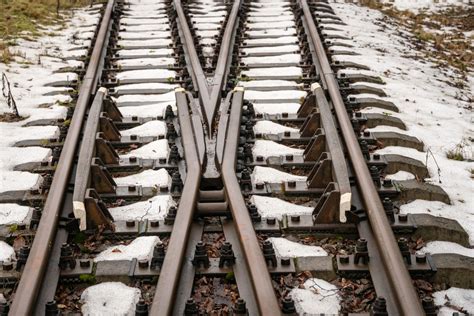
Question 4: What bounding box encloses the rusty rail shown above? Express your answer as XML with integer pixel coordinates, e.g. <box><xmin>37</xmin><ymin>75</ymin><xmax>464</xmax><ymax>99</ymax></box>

<box><xmin>220</xmin><ymin>88</ymin><xmax>281</xmax><ymax>315</ymax></box>
<box><xmin>9</xmin><ymin>1</ymin><xmax>116</xmax><ymax>314</ymax></box>
<box><xmin>298</xmin><ymin>0</ymin><xmax>424</xmax><ymax>314</ymax></box>
<box><xmin>150</xmin><ymin>89</ymin><xmax>202</xmax><ymax>315</ymax></box>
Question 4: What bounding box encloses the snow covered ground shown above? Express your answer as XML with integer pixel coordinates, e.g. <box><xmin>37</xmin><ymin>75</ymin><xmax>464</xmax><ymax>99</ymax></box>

<box><xmin>0</xmin><ymin>6</ymin><xmax>102</xmax><ymax>213</ymax></box>
<box><xmin>328</xmin><ymin>1</ymin><xmax>474</xmax><ymax>245</ymax></box>
<box><xmin>374</xmin><ymin>0</ymin><xmax>472</xmax><ymax>12</ymax></box>
<box><xmin>327</xmin><ymin>1</ymin><xmax>473</xmax><ymax>312</ymax></box>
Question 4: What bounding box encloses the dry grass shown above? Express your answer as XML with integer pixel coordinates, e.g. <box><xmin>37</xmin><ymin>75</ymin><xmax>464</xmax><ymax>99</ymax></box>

<box><xmin>0</xmin><ymin>0</ymin><xmax>94</xmax><ymax>58</ymax></box>
<box><xmin>355</xmin><ymin>1</ymin><xmax>474</xmax><ymax>73</ymax></box>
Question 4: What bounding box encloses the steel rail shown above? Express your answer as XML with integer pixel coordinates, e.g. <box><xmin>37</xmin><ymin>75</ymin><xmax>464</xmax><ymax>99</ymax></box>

<box><xmin>220</xmin><ymin>88</ymin><xmax>281</xmax><ymax>315</ymax></box>
<box><xmin>72</xmin><ymin>88</ymin><xmax>112</xmax><ymax>231</ymax></box>
<box><xmin>173</xmin><ymin>0</ymin><xmax>210</xmax><ymax>126</ymax></box>
<box><xmin>311</xmin><ymin>83</ymin><xmax>351</xmax><ymax>222</ymax></box>
<box><xmin>150</xmin><ymin>89</ymin><xmax>202</xmax><ymax>315</ymax></box>
<box><xmin>9</xmin><ymin>1</ymin><xmax>115</xmax><ymax>314</ymax></box>
<box><xmin>299</xmin><ymin>0</ymin><xmax>424</xmax><ymax>314</ymax></box>
<box><xmin>206</xmin><ymin>0</ymin><xmax>242</xmax><ymax>133</ymax></box>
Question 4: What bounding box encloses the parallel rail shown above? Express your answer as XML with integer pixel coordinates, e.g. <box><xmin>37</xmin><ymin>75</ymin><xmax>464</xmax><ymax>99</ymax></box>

<box><xmin>10</xmin><ymin>1</ymin><xmax>116</xmax><ymax>314</ymax></box>
<box><xmin>9</xmin><ymin>0</ymin><xmax>427</xmax><ymax>314</ymax></box>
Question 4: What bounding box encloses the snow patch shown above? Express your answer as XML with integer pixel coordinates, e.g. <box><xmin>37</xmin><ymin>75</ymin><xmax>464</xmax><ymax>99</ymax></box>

<box><xmin>269</xmin><ymin>237</ymin><xmax>327</xmax><ymax>258</ymax></box>
<box><xmin>0</xmin><ymin>204</ymin><xmax>32</xmax><ymax>225</ymax></box>
<box><xmin>94</xmin><ymin>236</ymin><xmax>160</xmax><ymax>262</ymax></box>
<box><xmin>290</xmin><ymin>278</ymin><xmax>341</xmax><ymax>315</ymax></box>
<box><xmin>251</xmin><ymin>195</ymin><xmax>313</xmax><ymax>220</ymax></box>
<box><xmin>0</xmin><ymin>241</ymin><xmax>16</xmax><ymax>262</ymax></box>
<box><xmin>120</xmin><ymin>120</ymin><xmax>167</xmax><ymax>138</ymax></box>
<box><xmin>120</xmin><ymin>139</ymin><xmax>169</xmax><ymax>160</ymax></box>
<box><xmin>433</xmin><ymin>287</ymin><xmax>474</xmax><ymax>316</ymax></box>
<box><xmin>109</xmin><ymin>195</ymin><xmax>175</xmax><ymax>221</ymax></box>
<box><xmin>252</xmin><ymin>140</ymin><xmax>303</xmax><ymax>159</ymax></box>
<box><xmin>253</xmin><ymin>121</ymin><xmax>299</xmax><ymax>135</ymax></box>
<box><xmin>418</xmin><ymin>241</ymin><xmax>474</xmax><ymax>258</ymax></box>
<box><xmin>252</xmin><ymin>166</ymin><xmax>307</xmax><ymax>183</ymax></box>
<box><xmin>81</xmin><ymin>282</ymin><xmax>140</xmax><ymax>316</ymax></box>
<box><xmin>113</xmin><ymin>169</ymin><xmax>170</xmax><ymax>188</ymax></box>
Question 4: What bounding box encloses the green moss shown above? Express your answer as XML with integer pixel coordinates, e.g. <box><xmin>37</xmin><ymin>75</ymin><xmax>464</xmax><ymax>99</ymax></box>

<box><xmin>9</xmin><ymin>224</ymin><xmax>18</xmax><ymax>233</ymax></box>
<box><xmin>79</xmin><ymin>274</ymin><xmax>96</xmax><ymax>284</ymax></box>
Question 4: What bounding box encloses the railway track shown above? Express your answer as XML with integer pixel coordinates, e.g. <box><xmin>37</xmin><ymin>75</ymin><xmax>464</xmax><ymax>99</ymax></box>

<box><xmin>1</xmin><ymin>0</ymin><xmax>463</xmax><ymax>314</ymax></box>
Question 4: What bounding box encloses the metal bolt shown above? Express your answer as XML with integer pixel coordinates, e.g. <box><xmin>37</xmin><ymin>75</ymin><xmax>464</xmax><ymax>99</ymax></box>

<box><xmin>135</xmin><ymin>299</ymin><xmax>148</xmax><ymax>316</ymax></box>
<box><xmin>266</xmin><ymin>217</ymin><xmax>276</xmax><ymax>225</ymax></box>
<box><xmin>339</xmin><ymin>254</ymin><xmax>349</xmax><ymax>264</ymax></box>
<box><xmin>138</xmin><ymin>259</ymin><xmax>149</xmax><ymax>269</ymax></box>
<box><xmin>281</xmin><ymin>257</ymin><xmax>291</xmax><ymax>266</ymax></box>
<box><xmin>372</xmin><ymin>296</ymin><xmax>388</xmax><ymax>316</ymax></box>
<box><xmin>290</xmin><ymin>215</ymin><xmax>300</xmax><ymax>223</ymax></box>
<box><xmin>398</xmin><ymin>213</ymin><xmax>408</xmax><ymax>222</ymax></box>
<box><xmin>79</xmin><ymin>260</ymin><xmax>90</xmax><ymax>268</ymax></box>
<box><xmin>281</xmin><ymin>297</ymin><xmax>296</xmax><ymax>314</ymax></box>
<box><xmin>2</xmin><ymin>261</ymin><xmax>13</xmax><ymax>271</ymax></box>
<box><xmin>415</xmin><ymin>252</ymin><xmax>427</xmax><ymax>264</ymax></box>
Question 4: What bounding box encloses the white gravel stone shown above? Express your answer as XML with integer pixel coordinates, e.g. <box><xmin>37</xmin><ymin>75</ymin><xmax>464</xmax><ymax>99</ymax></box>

<box><xmin>81</xmin><ymin>282</ymin><xmax>140</xmax><ymax>316</ymax></box>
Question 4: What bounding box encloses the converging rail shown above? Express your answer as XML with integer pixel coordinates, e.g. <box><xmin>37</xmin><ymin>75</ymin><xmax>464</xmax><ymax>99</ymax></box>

<box><xmin>7</xmin><ymin>0</ymin><xmax>439</xmax><ymax>314</ymax></box>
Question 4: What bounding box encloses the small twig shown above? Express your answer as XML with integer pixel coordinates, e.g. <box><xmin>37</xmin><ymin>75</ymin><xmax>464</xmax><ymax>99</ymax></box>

<box><xmin>425</xmin><ymin>147</ymin><xmax>442</xmax><ymax>183</ymax></box>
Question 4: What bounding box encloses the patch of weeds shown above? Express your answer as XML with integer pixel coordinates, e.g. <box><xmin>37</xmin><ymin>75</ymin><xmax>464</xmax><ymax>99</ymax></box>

<box><xmin>0</xmin><ymin>0</ymin><xmax>93</xmax><ymax>52</ymax></box>
<box><xmin>446</xmin><ymin>139</ymin><xmax>471</xmax><ymax>161</ymax></box>
<box><xmin>40</xmin><ymin>139</ymin><xmax>51</xmax><ymax>146</ymax></box>
<box><xmin>0</xmin><ymin>113</ymin><xmax>26</xmax><ymax>122</ymax></box>
<box><xmin>9</xmin><ymin>224</ymin><xmax>18</xmax><ymax>233</ymax></box>
<box><xmin>79</xmin><ymin>274</ymin><xmax>96</xmax><ymax>284</ymax></box>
